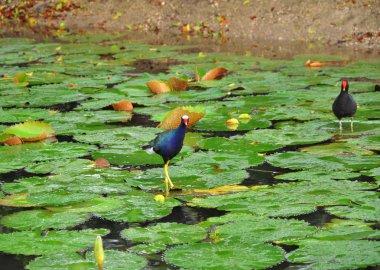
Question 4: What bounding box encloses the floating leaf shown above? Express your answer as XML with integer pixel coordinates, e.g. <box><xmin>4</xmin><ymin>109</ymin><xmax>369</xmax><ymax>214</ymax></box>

<box><xmin>287</xmin><ymin>240</ymin><xmax>380</xmax><ymax>269</ymax></box>
<box><xmin>157</xmin><ymin>106</ymin><xmax>205</xmax><ymax>129</ymax></box>
<box><xmin>0</xmin><ymin>229</ymin><xmax>109</xmax><ymax>255</ymax></box>
<box><xmin>0</xmin><ymin>193</ymin><xmax>36</xmax><ymax>207</ymax></box>
<box><xmin>164</xmin><ymin>242</ymin><xmax>285</xmax><ymax>270</ymax></box>
<box><xmin>1</xmin><ymin>210</ymin><xmax>90</xmax><ymax>230</ymax></box>
<box><xmin>121</xmin><ymin>223</ymin><xmax>207</xmax><ymax>245</ymax></box>
<box><xmin>112</xmin><ymin>99</ymin><xmax>134</xmax><ymax>111</ymax></box>
<box><xmin>146</xmin><ymin>80</ymin><xmax>171</xmax><ymax>94</ymax></box>
<box><xmin>97</xmin><ymin>191</ymin><xmax>181</xmax><ymax>222</ymax></box>
<box><xmin>27</xmin><ymin>250</ymin><xmax>147</xmax><ymax>270</ymax></box>
<box><xmin>167</xmin><ymin>77</ymin><xmax>188</xmax><ymax>90</ymax></box>
<box><xmin>4</xmin><ymin>121</ymin><xmax>54</xmax><ymax>141</ymax></box>
<box><xmin>0</xmin><ymin>134</ymin><xmax>22</xmax><ymax>145</ymax></box>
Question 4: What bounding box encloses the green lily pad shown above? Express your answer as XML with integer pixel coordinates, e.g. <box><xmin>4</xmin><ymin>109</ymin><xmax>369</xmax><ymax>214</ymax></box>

<box><xmin>164</xmin><ymin>241</ymin><xmax>285</xmax><ymax>270</ymax></box>
<box><xmin>326</xmin><ymin>197</ymin><xmax>380</xmax><ymax>221</ymax></box>
<box><xmin>266</xmin><ymin>151</ymin><xmax>347</xmax><ymax>172</ymax></box>
<box><xmin>3</xmin><ymin>121</ymin><xmax>54</xmax><ymax>140</ymax></box>
<box><xmin>135</xmin><ymin>150</ymin><xmax>263</xmax><ymax>191</ymax></box>
<box><xmin>121</xmin><ymin>222</ymin><xmax>207</xmax><ymax>245</ymax></box>
<box><xmin>128</xmin><ymin>242</ymin><xmax>167</xmax><ymax>255</ymax></box>
<box><xmin>0</xmin><ymin>142</ymin><xmax>97</xmax><ymax>173</ymax></box>
<box><xmin>27</xmin><ymin>191</ymin><xmax>99</xmax><ymax>207</ymax></box>
<box><xmin>309</xmin><ymin>219</ymin><xmax>380</xmax><ymax>241</ymax></box>
<box><xmin>217</xmin><ymin>217</ymin><xmax>316</xmax><ymax>243</ymax></box>
<box><xmin>0</xmin><ymin>108</ymin><xmax>53</xmax><ymax>123</ymax></box>
<box><xmin>97</xmin><ymin>191</ymin><xmax>181</xmax><ymax>222</ymax></box>
<box><xmin>287</xmin><ymin>240</ymin><xmax>380</xmax><ymax>269</ymax></box>
<box><xmin>47</xmin><ymin>197</ymin><xmax>125</xmax><ymax>213</ymax></box>
<box><xmin>191</xmin><ymin>180</ymin><xmax>376</xmax><ymax>217</ymax></box>
<box><xmin>301</xmin><ymin>142</ymin><xmax>375</xmax><ymax>156</ymax></box>
<box><xmin>1</xmin><ymin>210</ymin><xmax>90</xmax><ymax>230</ymax></box>
<box><xmin>234</xmin><ymin>121</ymin><xmax>332</xmax><ymax>147</ymax></box>
<box><xmin>27</xmin><ymin>250</ymin><xmax>147</xmax><ymax>270</ymax></box>
<box><xmin>0</xmin><ymin>229</ymin><xmax>109</xmax><ymax>255</ymax></box>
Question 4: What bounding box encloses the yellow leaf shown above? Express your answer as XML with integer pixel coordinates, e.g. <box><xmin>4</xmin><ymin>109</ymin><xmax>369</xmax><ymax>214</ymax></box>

<box><xmin>158</xmin><ymin>106</ymin><xmax>205</xmax><ymax>130</ymax></box>
<box><xmin>181</xmin><ymin>185</ymin><xmax>248</xmax><ymax>195</ymax></box>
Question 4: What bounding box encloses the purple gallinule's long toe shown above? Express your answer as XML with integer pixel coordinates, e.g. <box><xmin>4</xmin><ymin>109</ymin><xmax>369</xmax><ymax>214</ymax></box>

<box><xmin>332</xmin><ymin>80</ymin><xmax>357</xmax><ymax>131</ymax></box>
<box><xmin>144</xmin><ymin>115</ymin><xmax>189</xmax><ymax>196</ymax></box>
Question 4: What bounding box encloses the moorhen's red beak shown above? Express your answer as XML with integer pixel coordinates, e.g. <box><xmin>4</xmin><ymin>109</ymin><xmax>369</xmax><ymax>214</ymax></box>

<box><xmin>183</xmin><ymin>118</ymin><xmax>189</xmax><ymax>125</ymax></box>
<box><xmin>342</xmin><ymin>80</ymin><xmax>348</xmax><ymax>91</ymax></box>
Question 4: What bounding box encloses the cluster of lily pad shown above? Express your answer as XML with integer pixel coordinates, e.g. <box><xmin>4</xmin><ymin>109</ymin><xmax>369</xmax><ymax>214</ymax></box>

<box><xmin>0</xmin><ymin>34</ymin><xmax>379</xmax><ymax>269</ymax></box>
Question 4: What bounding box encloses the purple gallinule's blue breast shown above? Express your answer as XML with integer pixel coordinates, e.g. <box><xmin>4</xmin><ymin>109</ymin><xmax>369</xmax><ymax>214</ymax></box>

<box><xmin>144</xmin><ymin>115</ymin><xmax>189</xmax><ymax>195</ymax></box>
<box><xmin>332</xmin><ymin>80</ymin><xmax>357</xmax><ymax>130</ymax></box>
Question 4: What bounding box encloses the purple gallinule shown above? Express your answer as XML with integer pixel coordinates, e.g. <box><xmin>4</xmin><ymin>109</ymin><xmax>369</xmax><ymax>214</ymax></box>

<box><xmin>332</xmin><ymin>80</ymin><xmax>357</xmax><ymax>130</ymax></box>
<box><xmin>145</xmin><ymin>115</ymin><xmax>189</xmax><ymax>196</ymax></box>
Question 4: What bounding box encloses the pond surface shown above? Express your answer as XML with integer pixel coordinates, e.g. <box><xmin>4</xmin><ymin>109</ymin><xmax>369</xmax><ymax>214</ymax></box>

<box><xmin>0</xmin><ymin>34</ymin><xmax>379</xmax><ymax>270</ymax></box>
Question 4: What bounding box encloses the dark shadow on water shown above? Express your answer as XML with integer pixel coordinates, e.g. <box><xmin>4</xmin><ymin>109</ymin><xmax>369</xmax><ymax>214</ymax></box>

<box><xmin>290</xmin><ymin>207</ymin><xmax>337</xmax><ymax>227</ymax></box>
<box><xmin>0</xmin><ymin>253</ymin><xmax>35</xmax><ymax>270</ymax></box>
<box><xmin>45</xmin><ymin>100</ymin><xmax>84</xmax><ymax>112</ymax></box>
<box><xmin>156</xmin><ymin>205</ymin><xmax>227</xmax><ymax>225</ymax></box>
<box><xmin>241</xmin><ymin>162</ymin><xmax>293</xmax><ymax>187</ymax></box>
<box><xmin>0</xmin><ymin>169</ymin><xmax>49</xmax><ymax>183</ymax></box>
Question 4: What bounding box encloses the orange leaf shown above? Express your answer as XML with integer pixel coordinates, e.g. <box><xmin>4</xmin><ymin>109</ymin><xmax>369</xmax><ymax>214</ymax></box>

<box><xmin>201</xmin><ymin>67</ymin><xmax>228</xmax><ymax>81</ymax></box>
<box><xmin>167</xmin><ymin>77</ymin><xmax>188</xmax><ymax>91</ymax></box>
<box><xmin>112</xmin><ymin>100</ymin><xmax>134</xmax><ymax>112</ymax></box>
<box><xmin>146</xmin><ymin>80</ymin><xmax>171</xmax><ymax>94</ymax></box>
<box><xmin>94</xmin><ymin>158</ymin><xmax>110</xmax><ymax>168</ymax></box>
<box><xmin>3</xmin><ymin>136</ymin><xmax>22</xmax><ymax>145</ymax></box>
<box><xmin>305</xmin><ymin>59</ymin><xmax>348</xmax><ymax>67</ymax></box>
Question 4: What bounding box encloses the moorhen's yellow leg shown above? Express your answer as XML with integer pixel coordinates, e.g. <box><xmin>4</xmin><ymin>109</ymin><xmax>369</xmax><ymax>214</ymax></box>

<box><xmin>339</xmin><ymin>120</ymin><xmax>342</xmax><ymax>131</ymax></box>
<box><xmin>164</xmin><ymin>161</ymin><xmax>174</xmax><ymax>196</ymax></box>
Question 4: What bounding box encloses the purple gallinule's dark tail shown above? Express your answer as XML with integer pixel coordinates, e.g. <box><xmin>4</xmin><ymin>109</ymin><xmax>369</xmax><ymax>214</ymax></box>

<box><xmin>332</xmin><ymin>80</ymin><xmax>357</xmax><ymax>131</ymax></box>
<box><xmin>144</xmin><ymin>115</ymin><xmax>189</xmax><ymax>196</ymax></box>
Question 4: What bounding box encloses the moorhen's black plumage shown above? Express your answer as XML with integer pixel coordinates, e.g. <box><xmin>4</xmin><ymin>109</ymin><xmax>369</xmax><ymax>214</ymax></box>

<box><xmin>332</xmin><ymin>80</ymin><xmax>357</xmax><ymax>130</ymax></box>
<box><xmin>144</xmin><ymin>115</ymin><xmax>189</xmax><ymax>195</ymax></box>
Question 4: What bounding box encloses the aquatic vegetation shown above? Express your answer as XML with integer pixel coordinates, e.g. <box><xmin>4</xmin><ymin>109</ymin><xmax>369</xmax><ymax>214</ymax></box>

<box><xmin>0</xmin><ymin>34</ymin><xmax>379</xmax><ymax>269</ymax></box>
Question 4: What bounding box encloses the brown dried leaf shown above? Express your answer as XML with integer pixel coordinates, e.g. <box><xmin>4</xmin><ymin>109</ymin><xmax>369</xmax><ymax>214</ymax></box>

<box><xmin>202</xmin><ymin>67</ymin><xmax>228</xmax><ymax>81</ymax></box>
<box><xmin>112</xmin><ymin>100</ymin><xmax>134</xmax><ymax>112</ymax></box>
<box><xmin>167</xmin><ymin>77</ymin><xmax>188</xmax><ymax>91</ymax></box>
<box><xmin>94</xmin><ymin>158</ymin><xmax>110</xmax><ymax>168</ymax></box>
<box><xmin>146</xmin><ymin>80</ymin><xmax>171</xmax><ymax>94</ymax></box>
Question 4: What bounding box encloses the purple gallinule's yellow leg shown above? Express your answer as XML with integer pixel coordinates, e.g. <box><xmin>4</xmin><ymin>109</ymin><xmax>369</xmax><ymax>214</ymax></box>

<box><xmin>144</xmin><ymin>115</ymin><xmax>189</xmax><ymax>196</ymax></box>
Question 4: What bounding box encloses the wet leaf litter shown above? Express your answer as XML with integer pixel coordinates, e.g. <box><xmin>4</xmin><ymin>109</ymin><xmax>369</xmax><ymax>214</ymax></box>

<box><xmin>0</xmin><ymin>34</ymin><xmax>379</xmax><ymax>270</ymax></box>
